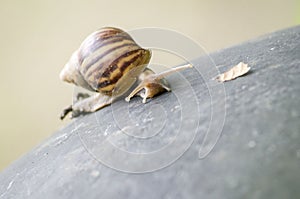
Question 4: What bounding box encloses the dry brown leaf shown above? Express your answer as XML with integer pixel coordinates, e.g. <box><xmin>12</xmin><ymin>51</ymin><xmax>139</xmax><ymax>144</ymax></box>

<box><xmin>215</xmin><ymin>62</ymin><xmax>250</xmax><ymax>82</ymax></box>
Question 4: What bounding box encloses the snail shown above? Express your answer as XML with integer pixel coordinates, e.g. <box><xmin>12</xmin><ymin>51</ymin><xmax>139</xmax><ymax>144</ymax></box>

<box><xmin>60</xmin><ymin>27</ymin><xmax>192</xmax><ymax>120</ymax></box>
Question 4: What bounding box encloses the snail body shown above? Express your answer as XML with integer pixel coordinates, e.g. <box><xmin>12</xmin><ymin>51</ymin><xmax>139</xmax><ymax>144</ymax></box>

<box><xmin>60</xmin><ymin>27</ymin><xmax>191</xmax><ymax>119</ymax></box>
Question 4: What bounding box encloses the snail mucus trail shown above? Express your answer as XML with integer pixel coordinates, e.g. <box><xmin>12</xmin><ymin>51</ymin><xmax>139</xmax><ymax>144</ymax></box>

<box><xmin>59</xmin><ymin>27</ymin><xmax>192</xmax><ymax>120</ymax></box>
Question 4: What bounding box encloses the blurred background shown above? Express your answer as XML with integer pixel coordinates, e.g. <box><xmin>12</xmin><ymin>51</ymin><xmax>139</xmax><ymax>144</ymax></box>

<box><xmin>0</xmin><ymin>0</ymin><xmax>298</xmax><ymax>171</ymax></box>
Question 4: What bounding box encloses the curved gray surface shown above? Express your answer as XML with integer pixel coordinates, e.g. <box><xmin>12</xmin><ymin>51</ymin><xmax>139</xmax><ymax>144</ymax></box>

<box><xmin>1</xmin><ymin>26</ymin><xmax>300</xmax><ymax>199</ymax></box>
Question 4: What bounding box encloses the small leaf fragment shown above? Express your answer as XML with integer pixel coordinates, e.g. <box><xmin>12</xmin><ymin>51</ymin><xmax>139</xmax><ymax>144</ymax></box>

<box><xmin>215</xmin><ymin>62</ymin><xmax>251</xmax><ymax>82</ymax></box>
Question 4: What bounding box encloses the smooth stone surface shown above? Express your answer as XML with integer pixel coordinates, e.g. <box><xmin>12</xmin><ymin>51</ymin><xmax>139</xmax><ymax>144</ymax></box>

<box><xmin>1</xmin><ymin>26</ymin><xmax>300</xmax><ymax>199</ymax></box>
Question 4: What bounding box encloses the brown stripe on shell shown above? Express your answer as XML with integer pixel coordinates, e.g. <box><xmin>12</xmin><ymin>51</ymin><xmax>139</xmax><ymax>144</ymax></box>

<box><xmin>100</xmin><ymin>65</ymin><xmax>119</xmax><ymax>78</ymax></box>
<box><xmin>95</xmin><ymin>49</ymin><xmax>144</xmax><ymax>85</ymax></box>
<box><xmin>119</xmin><ymin>50</ymin><xmax>147</xmax><ymax>72</ymax></box>
<box><xmin>99</xmin><ymin>84</ymin><xmax>115</xmax><ymax>94</ymax></box>
<box><xmin>83</xmin><ymin>46</ymin><xmax>142</xmax><ymax>85</ymax></box>
<box><xmin>78</xmin><ymin>30</ymin><xmax>133</xmax><ymax>65</ymax></box>
<box><xmin>82</xmin><ymin>41</ymin><xmax>137</xmax><ymax>75</ymax></box>
<box><xmin>78</xmin><ymin>28</ymin><xmax>123</xmax><ymax>64</ymax></box>
<box><xmin>96</xmin><ymin>72</ymin><xmax>123</xmax><ymax>92</ymax></box>
<box><xmin>95</xmin><ymin>49</ymin><xmax>150</xmax><ymax>94</ymax></box>
<box><xmin>93</xmin><ymin>49</ymin><xmax>143</xmax><ymax>80</ymax></box>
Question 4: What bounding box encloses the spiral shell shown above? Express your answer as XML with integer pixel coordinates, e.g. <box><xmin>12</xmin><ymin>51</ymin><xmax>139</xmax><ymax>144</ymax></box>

<box><xmin>60</xmin><ymin>27</ymin><xmax>151</xmax><ymax>95</ymax></box>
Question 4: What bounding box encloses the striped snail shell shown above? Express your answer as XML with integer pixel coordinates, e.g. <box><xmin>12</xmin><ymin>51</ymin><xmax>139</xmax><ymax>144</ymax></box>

<box><xmin>60</xmin><ymin>27</ymin><xmax>151</xmax><ymax>96</ymax></box>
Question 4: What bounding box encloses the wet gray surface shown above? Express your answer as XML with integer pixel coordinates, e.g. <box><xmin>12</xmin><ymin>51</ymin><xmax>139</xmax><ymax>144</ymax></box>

<box><xmin>1</xmin><ymin>26</ymin><xmax>300</xmax><ymax>199</ymax></box>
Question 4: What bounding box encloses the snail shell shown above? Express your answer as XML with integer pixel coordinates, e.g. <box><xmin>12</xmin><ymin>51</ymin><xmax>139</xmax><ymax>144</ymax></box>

<box><xmin>60</xmin><ymin>27</ymin><xmax>151</xmax><ymax>95</ymax></box>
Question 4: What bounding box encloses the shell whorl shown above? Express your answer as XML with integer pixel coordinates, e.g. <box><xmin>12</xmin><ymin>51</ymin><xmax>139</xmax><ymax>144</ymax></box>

<box><xmin>75</xmin><ymin>27</ymin><xmax>151</xmax><ymax>95</ymax></box>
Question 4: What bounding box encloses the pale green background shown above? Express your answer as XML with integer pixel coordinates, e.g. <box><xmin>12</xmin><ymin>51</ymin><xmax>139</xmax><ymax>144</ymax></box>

<box><xmin>0</xmin><ymin>0</ymin><xmax>298</xmax><ymax>171</ymax></box>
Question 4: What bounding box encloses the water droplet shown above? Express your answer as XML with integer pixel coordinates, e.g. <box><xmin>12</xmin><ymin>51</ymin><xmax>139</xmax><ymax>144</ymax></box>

<box><xmin>103</xmin><ymin>124</ymin><xmax>112</xmax><ymax>136</ymax></box>
<box><xmin>90</xmin><ymin>170</ymin><xmax>100</xmax><ymax>177</ymax></box>
<box><xmin>171</xmin><ymin>105</ymin><xmax>180</xmax><ymax>112</ymax></box>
